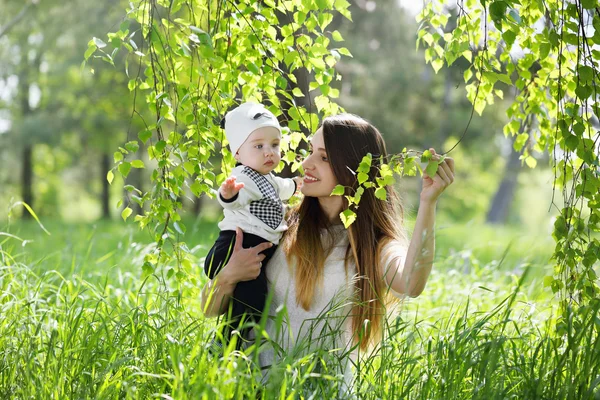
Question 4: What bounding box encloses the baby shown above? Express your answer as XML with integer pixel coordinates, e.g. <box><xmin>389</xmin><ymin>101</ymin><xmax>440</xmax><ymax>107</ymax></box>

<box><xmin>204</xmin><ymin>102</ymin><xmax>301</xmax><ymax>349</ymax></box>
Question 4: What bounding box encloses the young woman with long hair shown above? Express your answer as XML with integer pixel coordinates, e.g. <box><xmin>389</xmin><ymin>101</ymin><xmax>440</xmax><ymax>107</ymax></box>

<box><xmin>201</xmin><ymin>113</ymin><xmax>455</xmax><ymax>385</ymax></box>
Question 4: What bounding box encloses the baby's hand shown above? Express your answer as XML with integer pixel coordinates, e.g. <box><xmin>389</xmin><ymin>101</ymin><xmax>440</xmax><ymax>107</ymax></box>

<box><xmin>293</xmin><ymin>176</ymin><xmax>303</xmax><ymax>191</ymax></box>
<box><xmin>220</xmin><ymin>176</ymin><xmax>245</xmax><ymax>200</ymax></box>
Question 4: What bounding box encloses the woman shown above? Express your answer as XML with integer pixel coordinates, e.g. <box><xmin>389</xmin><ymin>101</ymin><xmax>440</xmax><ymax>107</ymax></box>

<box><xmin>200</xmin><ymin>113</ymin><xmax>455</xmax><ymax>387</ymax></box>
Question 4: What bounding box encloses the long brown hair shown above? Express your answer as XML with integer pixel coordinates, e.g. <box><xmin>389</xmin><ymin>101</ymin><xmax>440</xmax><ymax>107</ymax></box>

<box><xmin>282</xmin><ymin>114</ymin><xmax>407</xmax><ymax>350</ymax></box>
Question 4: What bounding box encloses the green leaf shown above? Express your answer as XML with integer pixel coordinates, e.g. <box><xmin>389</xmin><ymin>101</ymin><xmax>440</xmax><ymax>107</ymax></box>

<box><xmin>508</xmin><ymin>8</ymin><xmax>521</xmax><ymax>23</ymax></box>
<box><xmin>247</xmin><ymin>62</ymin><xmax>260</xmax><ymax>75</ymax></box>
<box><xmin>107</xmin><ymin>170</ymin><xmax>114</xmax><ymax>184</ymax></box>
<box><xmin>358</xmin><ymin>172</ymin><xmax>369</xmax><ymax>184</ymax></box>
<box><xmin>142</xmin><ymin>262</ymin><xmax>154</xmax><ymax>276</ymax></box>
<box><xmin>502</xmin><ymin>29</ymin><xmax>517</xmax><ymax>46</ymax></box>
<box><xmin>276</xmin><ymin>76</ymin><xmax>288</xmax><ymax>89</ymax></box>
<box><xmin>155</xmin><ymin>140</ymin><xmax>167</xmax><ymax>152</ymax></box>
<box><xmin>483</xmin><ymin>71</ymin><xmax>499</xmax><ymax>84</ymax></box>
<box><xmin>93</xmin><ymin>37</ymin><xmax>107</xmax><ymax>48</ymax></box>
<box><xmin>310</xmin><ymin>57</ymin><xmax>326</xmax><ymax>70</ymax></box>
<box><xmin>114</xmin><ymin>151</ymin><xmax>124</xmax><ymax>162</ymax></box>
<box><xmin>125</xmin><ymin>141</ymin><xmax>139</xmax><ymax>153</ymax></box>
<box><xmin>331</xmin><ymin>184</ymin><xmax>345</xmax><ymax>196</ymax></box>
<box><xmin>119</xmin><ymin>162</ymin><xmax>132</xmax><ymax>178</ymax></box>
<box><xmin>421</xmin><ymin>150</ymin><xmax>432</xmax><ymax>163</ymax></box>
<box><xmin>524</xmin><ymin>155</ymin><xmax>537</xmax><ymax>168</ymax></box>
<box><xmin>190</xmin><ymin>26</ymin><xmax>213</xmax><ymax>48</ymax></box>
<box><xmin>174</xmin><ymin>221</ymin><xmax>186</xmax><ymax>234</ymax></box>
<box><xmin>353</xmin><ymin>186</ymin><xmax>364</xmax><ymax>204</ymax></box>
<box><xmin>432</xmin><ymin>59</ymin><xmax>444</xmax><ymax>73</ymax></box>
<box><xmin>294</xmin><ymin>11</ymin><xmax>307</xmax><ymax>25</ymax></box>
<box><xmin>316</xmin><ymin>0</ymin><xmax>329</xmax><ymax>10</ymax></box>
<box><xmin>331</xmin><ymin>30</ymin><xmax>344</xmax><ymax>42</ymax></box>
<box><xmin>131</xmin><ymin>160</ymin><xmax>145</xmax><ymax>168</ymax></box>
<box><xmin>573</xmin><ymin>122</ymin><xmax>585</xmax><ymax>136</ymax></box>
<box><xmin>565</xmin><ymin>134</ymin><xmax>579</xmax><ymax>151</ymax></box>
<box><xmin>318</xmin><ymin>12</ymin><xmax>333</xmax><ymax>30</ymax></box>
<box><xmin>340</xmin><ymin>208</ymin><xmax>356</xmax><ymax>228</ymax></box>
<box><xmin>496</xmin><ymin>73</ymin><xmax>512</xmax><ymax>85</ymax></box>
<box><xmin>337</xmin><ymin>47</ymin><xmax>352</xmax><ymax>57</ymax></box>
<box><xmin>284</xmin><ymin>51</ymin><xmax>299</xmax><ymax>68</ymax></box>
<box><xmin>514</xmin><ymin>133</ymin><xmax>529</xmax><ymax>151</ymax></box>
<box><xmin>121</xmin><ymin>207</ymin><xmax>132</xmax><ymax>221</ymax></box>
<box><xmin>84</xmin><ymin>44</ymin><xmax>97</xmax><ymax>60</ymax></box>
<box><xmin>489</xmin><ymin>1</ymin><xmax>508</xmax><ymax>27</ymax></box>
<box><xmin>425</xmin><ymin>161</ymin><xmax>439</xmax><ymax>178</ymax></box>
<box><xmin>139</xmin><ymin>129</ymin><xmax>152</xmax><ymax>143</ymax></box>
<box><xmin>464</xmin><ymin>68</ymin><xmax>473</xmax><ymax>83</ymax></box>
<box><xmin>292</xmin><ymin>87</ymin><xmax>304</xmax><ymax>97</ymax></box>
<box><xmin>582</xmin><ymin>0</ymin><xmax>597</xmax><ymax>9</ymax></box>
<box><xmin>357</xmin><ymin>154</ymin><xmax>372</xmax><ymax>173</ymax></box>
<box><xmin>375</xmin><ymin>187</ymin><xmax>387</xmax><ymax>201</ymax></box>
<box><xmin>578</xmin><ymin>65</ymin><xmax>594</xmax><ymax>83</ymax></box>
<box><xmin>575</xmin><ymin>84</ymin><xmax>593</xmax><ymax>100</ymax></box>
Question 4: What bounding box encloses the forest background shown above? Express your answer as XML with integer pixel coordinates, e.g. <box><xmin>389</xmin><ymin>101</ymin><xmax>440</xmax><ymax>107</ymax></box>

<box><xmin>0</xmin><ymin>0</ymin><xmax>546</xmax><ymax>228</ymax></box>
<box><xmin>1</xmin><ymin>0</ymin><xmax>594</xmax><ymax>398</ymax></box>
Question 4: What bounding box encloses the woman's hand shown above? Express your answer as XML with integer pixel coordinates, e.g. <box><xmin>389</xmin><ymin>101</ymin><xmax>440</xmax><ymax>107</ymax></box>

<box><xmin>200</xmin><ymin>227</ymin><xmax>272</xmax><ymax>317</ymax></box>
<box><xmin>420</xmin><ymin>148</ymin><xmax>455</xmax><ymax>204</ymax></box>
<box><xmin>218</xmin><ymin>227</ymin><xmax>272</xmax><ymax>285</ymax></box>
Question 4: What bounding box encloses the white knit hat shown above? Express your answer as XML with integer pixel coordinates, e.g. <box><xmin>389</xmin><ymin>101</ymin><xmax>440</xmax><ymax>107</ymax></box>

<box><xmin>222</xmin><ymin>102</ymin><xmax>281</xmax><ymax>155</ymax></box>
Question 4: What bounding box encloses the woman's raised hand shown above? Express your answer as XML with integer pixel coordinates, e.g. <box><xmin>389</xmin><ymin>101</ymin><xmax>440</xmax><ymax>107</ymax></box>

<box><xmin>420</xmin><ymin>148</ymin><xmax>455</xmax><ymax>204</ymax></box>
<box><xmin>219</xmin><ymin>227</ymin><xmax>272</xmax><ymax>284</ymax></box>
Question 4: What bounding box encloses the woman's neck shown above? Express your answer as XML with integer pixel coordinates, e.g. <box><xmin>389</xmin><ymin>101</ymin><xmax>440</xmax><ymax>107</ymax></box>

<box><xmin>317</xmin><ymin>196</ymin><xmax>343</xmax><ymax>224</ymax></box>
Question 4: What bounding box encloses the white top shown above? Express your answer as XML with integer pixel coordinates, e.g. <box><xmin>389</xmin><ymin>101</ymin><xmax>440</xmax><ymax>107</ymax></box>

<box><xmin>254</xmin><ymin>226</ymin><xmax>406</xmax><ymax>392</ymax></box>
<box><xmin>218</xmin><ymin>165</ymin><xmax>296</xmax><ymax>244</ymax></box>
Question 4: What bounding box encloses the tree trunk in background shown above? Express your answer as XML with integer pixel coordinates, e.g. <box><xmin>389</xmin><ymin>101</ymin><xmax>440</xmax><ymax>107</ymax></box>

<box><xmin>21</xmin><ymin>144</ymin><xmax>33</xmax><ymax>219</ymax></box>
<box><xmin>437</xmin><ymin>68</ymin><xmax>454</xmax><ymax>144</ymax></box>
<box><xmin>193</xmin><ymin>194</ymin><xmax>204</xmax><ymax>215</ymax></box>
<box><xmin>486</xmin><ymin>138</ymin><xmax>521</xmax><ymax>224</ymax></box>
<box><xmin>131</xmin><ymin>162</ymin><xmax>144</xmax><ymax>215</ymax></box>
<box><xmin>436</xmin><ymin>10</ymin><xmax>458</xmax><ymax>147</ymax></box>
<box><xmin>278</xmin><ymin>66</ymin><xmax>312</xmax><ymax>178</ymax></box>
<box><xmin>19</xmin><ymin>55</ymin><xmax>33</xmax><ymax>219</ymax></box>
<box><xmin>275</xmin><ymin>10</ymin><xmax>313</xmax><ymax>179</ymax></box>
<box><xmin>101</xmin><ymin>152</ymin><xmax>111</xmax><ymax>219</ymax></box>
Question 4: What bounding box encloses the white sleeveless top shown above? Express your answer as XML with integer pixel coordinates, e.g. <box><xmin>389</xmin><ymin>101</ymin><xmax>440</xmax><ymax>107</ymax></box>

<box><xmin>254</xmin><ymin>226</ymin><xmax>406</xmax><ymax>393</ymax></box>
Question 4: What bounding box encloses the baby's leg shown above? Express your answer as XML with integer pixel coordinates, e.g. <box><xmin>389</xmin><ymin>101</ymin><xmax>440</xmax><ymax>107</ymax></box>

<box><xmin>228</xmin><ymin>233</ymin><xmax>277</xmax><ymax>347</ymax></box>
<box><xmin>230</xmin><ymin>241</ymin><xmax>276</xmax><ymax>318</ymax></box>
<box><xmin>203</xmin><ymin>230</ymin><xmax>236</xmax><ymax>279</ymax></box>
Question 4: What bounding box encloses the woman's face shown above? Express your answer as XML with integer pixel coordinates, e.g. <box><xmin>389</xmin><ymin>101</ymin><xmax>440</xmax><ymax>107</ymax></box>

<box><xmin>301</xmin><ymin>128</ymin><xmax>338</xmax><ymax>198</ymax></box>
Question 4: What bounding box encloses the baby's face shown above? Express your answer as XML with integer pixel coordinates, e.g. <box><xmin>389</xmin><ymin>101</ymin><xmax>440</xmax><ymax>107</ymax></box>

<box><xmin>235</xmin><ymin>127</ymin><xmax>281</xmax><ymax>175</ymax></box>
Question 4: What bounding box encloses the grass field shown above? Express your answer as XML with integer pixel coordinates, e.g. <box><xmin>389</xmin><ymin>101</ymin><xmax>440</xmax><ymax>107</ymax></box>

<box><xmin>1</xmin><ymin>216</ymin><xmax>598</xmax><ymax>399</ymax></box>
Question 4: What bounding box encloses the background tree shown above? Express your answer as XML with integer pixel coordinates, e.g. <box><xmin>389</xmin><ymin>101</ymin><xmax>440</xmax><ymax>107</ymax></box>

<box><xmin>0</xmin><ymin>0</ymin><xmax>134</xmax><ymax>218</ymax></box>
<box><xmin>418</xmin><ymin>0</ymin><xmax>600</xmax><ymax>313</ymax></box>
<box><xmin>334</xmin><ymin>0</ymin><xmax>511</xmax><ymax>220</ymax></box>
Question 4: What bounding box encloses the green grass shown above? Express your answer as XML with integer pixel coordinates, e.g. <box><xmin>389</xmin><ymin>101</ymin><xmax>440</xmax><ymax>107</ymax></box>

<box><xmin>0</xmin><ymin>218</ymin><xmax>598</xmax><ymax>399</ymax></box>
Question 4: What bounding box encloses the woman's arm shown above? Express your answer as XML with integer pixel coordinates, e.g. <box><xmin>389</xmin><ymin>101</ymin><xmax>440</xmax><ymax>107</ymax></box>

<box><xmin>201</xmin><ymin>272</ymin><xmax>237</xmax><ymax>317</ymax></box>
<box><xmin>385</xmin><ymin>149</ymin><xmax>454</xmax><ymax>297</ymax></box>
<box><xmin>200</xmin><ymin>227</ymin><xmax>273</xmax><ymax>316</ymax></box>
<box><xmin>396</xmin><ymin>200</ymin><xmax>437</xmax><ymax>297</ymax></box>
